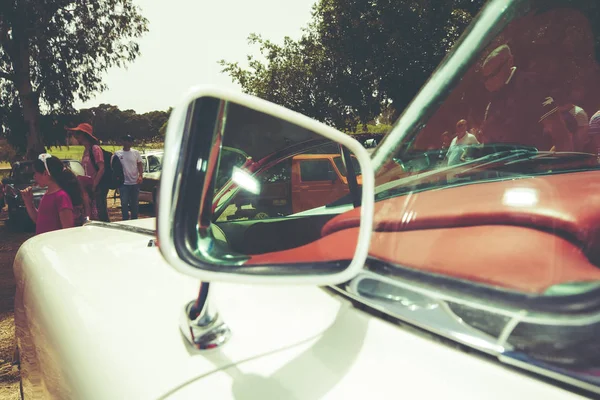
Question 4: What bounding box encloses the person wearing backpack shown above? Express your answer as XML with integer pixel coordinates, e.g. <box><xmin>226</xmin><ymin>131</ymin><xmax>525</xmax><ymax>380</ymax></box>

<box><xmin>114</xmin><ymin>134</ymin><xmax>143</xmax><ymax>220</ymax></box>
<box><xmin>66</xmin><ymin>123</ymin><xmax>110</xmax><ymax>222</ymax></box>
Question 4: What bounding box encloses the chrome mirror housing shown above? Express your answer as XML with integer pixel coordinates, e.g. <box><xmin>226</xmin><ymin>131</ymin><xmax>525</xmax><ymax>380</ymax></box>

<box><xmin>158</xmin><ymin>86</ymin><xmax>374</xmax><ymax>285</ymax></box>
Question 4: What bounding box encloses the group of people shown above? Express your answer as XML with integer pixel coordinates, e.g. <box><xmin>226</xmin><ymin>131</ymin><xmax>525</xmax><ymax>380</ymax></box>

<box><xmin>437</xmin><ymin>43</ymin><xmax>600</xmax><ymax>165</ymax></box>
<box><xmin>20</xmin><ymin>123</ymin><xmax>144</xmax><ymax>235</ymax></box>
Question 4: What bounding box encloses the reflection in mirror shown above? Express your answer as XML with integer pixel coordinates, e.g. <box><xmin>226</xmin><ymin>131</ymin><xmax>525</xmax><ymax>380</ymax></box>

<box><xmin>214</xmin><ymin>141</ymin><xmax>362</xmax><ymax>223</ymax></box>
<box><xmin>184</xmin><ymin>97</ymin><xmax>365</xmax><ymax>268</ymax></box>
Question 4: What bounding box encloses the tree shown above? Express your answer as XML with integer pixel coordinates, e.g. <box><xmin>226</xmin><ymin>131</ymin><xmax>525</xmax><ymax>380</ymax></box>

<box><xmin>76</xmin><ymin>104</ymin><xmax>170</xmax><ymax>143</ymax></box>
<box><xmin>220</xmin><ymin>0</ymin><xmax>486</xmax><ymax>129</ymax></box>
<box><xmin>314</xmin><ymin>0</ymin><xmax>486</xmax><ymax>120</ymax></box>
<box><xmin>220</xmin><ymin>32</ymin><xmax>363</xmax><ymax>130</ymax></box>
<box><xmin>0</xmin><ymin>0</ymin><xmax>148</xmax><ymax>159</ymax></box>
<box><xmin>158</xmin><ymin>107</ymin><xmax>173</xmax><ymax>138</ymax></box>
<box><xmin>158</xmin><ymin>120</ymin><xmax>168</xmax><ymax>137</ymax></box>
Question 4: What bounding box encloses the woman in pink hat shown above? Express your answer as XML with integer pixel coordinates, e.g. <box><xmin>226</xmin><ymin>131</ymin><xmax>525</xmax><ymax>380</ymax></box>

<box><xmin>67</xmin><ymin>123</ymin><xmax>110</xmax><ymax>222</ymax></box>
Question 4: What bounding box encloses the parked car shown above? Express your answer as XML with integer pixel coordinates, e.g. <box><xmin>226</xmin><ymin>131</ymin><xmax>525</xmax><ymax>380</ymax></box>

<box><xmin>138</xmin><ymin>150</ymin><xmax>163</xmax><ymax>204</ymax></box>
<box><xmin>214</xmin><ymin>149</ymin><xmax>362</xmax><ymax>221</ymax></box>
<box><xmin>364</xmin><ymin>138</ymin><xmax>377</xmax><ymax>148</ymax></box>
<box><xmin>14</xmin><ymin>0</ymin><xmax>600</xmax><ymax>399</ymax></box>
<box><xmin>2</xmin><ymin>159</ymin><xmax>84</xmax><ymax>230</ymax></box>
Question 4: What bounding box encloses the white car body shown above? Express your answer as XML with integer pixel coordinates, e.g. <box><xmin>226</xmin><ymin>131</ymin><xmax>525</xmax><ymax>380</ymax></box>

<box><xmin>13</xmin><ymin>218</ymin><xmax>586</xmax><ymax>399</ymax></box>
<box><xmin>13</xmin><ymin>0</ymin><xmax>600</xmax><ymax>396</ymax></box>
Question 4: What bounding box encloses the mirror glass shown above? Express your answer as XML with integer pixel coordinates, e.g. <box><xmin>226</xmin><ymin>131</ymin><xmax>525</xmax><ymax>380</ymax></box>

<box><xmin>183</xmin><ymin>98</ymin><xmax>365</xmax><ymax>270</ymax></box>
<box><xmin>213</xmin><ymin>140</ymin><xmax>362</xmax><ymax>223</ymax></box>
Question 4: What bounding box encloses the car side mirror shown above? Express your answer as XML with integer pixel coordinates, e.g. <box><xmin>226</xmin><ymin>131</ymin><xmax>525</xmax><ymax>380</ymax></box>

<box><xmin>158</xmin><ymin>86</ymin><xmax>374</xmax><ymax>285</ymax></box>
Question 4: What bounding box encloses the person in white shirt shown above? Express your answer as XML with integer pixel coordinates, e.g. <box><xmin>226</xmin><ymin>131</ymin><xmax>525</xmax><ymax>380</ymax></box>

<box><xmin>446</xmin><ymin>119</ymin><xmax>480</xmax><ymax>166</ymax></box>
<box><xmin>115</xmin><ymin>135</ymin><xmax>143</xmax><ymax>220</ymax></box>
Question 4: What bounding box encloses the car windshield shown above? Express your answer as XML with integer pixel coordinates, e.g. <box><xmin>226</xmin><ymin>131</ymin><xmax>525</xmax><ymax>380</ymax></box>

<box><xmin>344</xmin><ymin>0</ymin><xmax>600</xmax><ymax>392</ymax></box>
<box><xmin>147</xmin><ymin>154</ymin><xmax>163</xmax><ymax>172</ymax></box>
<box><xmin>368</xmin><ymin>0</ymin><xmax>600</xmax><ymax>289</ymax></box>
<box><xmin>374</xmin><ymin>1</ymin><xmax>600</xmax><ymax>200</ymax></box>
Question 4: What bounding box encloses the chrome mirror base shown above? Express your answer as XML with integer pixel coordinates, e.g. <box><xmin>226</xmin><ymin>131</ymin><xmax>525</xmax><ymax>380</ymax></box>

<box><xmin>180</xmin><ymin>283</ymin><xmax>231</xmax><ymax>350</ymax></box>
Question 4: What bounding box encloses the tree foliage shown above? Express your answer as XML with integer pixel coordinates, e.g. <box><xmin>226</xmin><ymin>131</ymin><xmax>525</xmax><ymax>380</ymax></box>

<box><xmin>0</xmin><ymin>0</ymin><xmax>148</xmax><ymax>158</ymax></box>
<box><xmin>220</xmin><ymin>32</ymin><xmax>357</xmax><ymax>129</ymax></box>
<box><xmin>220</xmin><ymin>0</ymin><xmax>486</xmax><ymax>130</ymax></box>
<box><xmin>74</xmin><ymin>104</ymin><xmax>170</xmax><ymax>144</ymax></box>
<box><xmin>1</xmin><ymin>103</ymin><xmax>170</xmax><ymax>162</ymax></box>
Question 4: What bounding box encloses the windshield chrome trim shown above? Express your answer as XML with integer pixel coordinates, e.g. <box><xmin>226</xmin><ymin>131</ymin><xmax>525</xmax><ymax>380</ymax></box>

<box><xmin>336</xmin><ymin>269</ymin><xmax>600</xmax><ymax>395</ymax></box>
<box><xmin>366</xmin><ymin>258</ymin><xmax>600</xmax><ymax>323</ymax></box>
<box><xmin>372</xmin><ymin>0</ymin><xmax>523</xmax><ymax>171</ymax></box>
<box><xmin>355</xmin><ymin>266</ymin><xmax>600</xmax><ymax>326</ymax></box>
<box><xmin>498</xmin><ymin>355</ymin><xmax>600</xmax><ymax>395</ymax></box>
<box><xmin>339</xmin><ymin>271</ymin><xmax>507</xmax><ymax>354</ymax></box>
<box><xmin>334</xmin><ymin>274</ymin><xmax>506</xmax><ymax>356</ymax></box>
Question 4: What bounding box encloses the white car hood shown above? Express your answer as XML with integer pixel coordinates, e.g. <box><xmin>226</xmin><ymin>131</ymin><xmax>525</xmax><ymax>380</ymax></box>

<box><xmin>14</xmin><ymin>218</ymin><xmax>586</xmax><ymax>399</ymax></box>
<box><xmin>14</xmin><ymin>219</ymin><xmax>347</xmax><ymax>399</ymax></box>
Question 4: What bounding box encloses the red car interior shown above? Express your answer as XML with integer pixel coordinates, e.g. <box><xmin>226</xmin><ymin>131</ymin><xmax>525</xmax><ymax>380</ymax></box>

<box><xmin>248</xmin><ymin>171</ymin><xmax>600</xmax><ymax>293</ymax></box>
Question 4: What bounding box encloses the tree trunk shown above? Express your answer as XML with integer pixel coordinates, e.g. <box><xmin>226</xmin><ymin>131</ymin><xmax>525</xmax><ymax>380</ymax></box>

<box><xmin>18</xmin><ymin>85</ymin><xmax>44</xmax><ymax>160</ymax></box>
<box><xmin>11</xmin><ymin>12</ymin><xmax>45</xmax><ymax>160</ymax></box>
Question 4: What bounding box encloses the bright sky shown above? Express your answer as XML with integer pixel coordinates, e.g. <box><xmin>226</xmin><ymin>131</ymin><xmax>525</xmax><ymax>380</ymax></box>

<box><xmin>74</xmin><ymin>0</ymin><xmax>316</xmax><ymax>113</ymax></box>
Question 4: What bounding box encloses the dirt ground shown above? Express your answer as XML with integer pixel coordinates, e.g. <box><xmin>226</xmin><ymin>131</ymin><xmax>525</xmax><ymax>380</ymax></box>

<box><xmin>0</xmin><ymin>194</ymin><xmax>154</xmax><ymax>398</ymax></box>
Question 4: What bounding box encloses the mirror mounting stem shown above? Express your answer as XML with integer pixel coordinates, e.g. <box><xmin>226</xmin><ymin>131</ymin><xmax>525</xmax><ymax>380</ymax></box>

<box><xmin>181</xmin><ymin>282</ymin><xmax>231</xmax><ymax>350</ymax></box>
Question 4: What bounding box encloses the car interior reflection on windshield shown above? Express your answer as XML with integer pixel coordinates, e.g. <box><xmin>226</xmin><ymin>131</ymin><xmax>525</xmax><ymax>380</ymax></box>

<box><xmin>377</xmin><ymin>5</ymin><xmax>600</xmax><ymax>193</ymax></box>
<box><xmin>368</xmin><ymin>2</ymin><xmax>600</xmax><ymax>301</ymax></box>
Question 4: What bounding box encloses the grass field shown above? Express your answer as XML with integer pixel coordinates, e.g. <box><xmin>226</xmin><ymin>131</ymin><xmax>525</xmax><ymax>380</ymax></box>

<box><xmin>46</xmin><ymin>145</ymin><xmax>121</xmax><ymax>160</ymax></box>
<box><xmin>0</xmin><ymin>143</ymin><xmax>164</xmax><ymax>170</ymax></box>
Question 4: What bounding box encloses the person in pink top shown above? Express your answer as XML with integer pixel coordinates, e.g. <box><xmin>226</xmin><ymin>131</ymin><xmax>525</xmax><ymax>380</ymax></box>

<box><xmin>66</xmin><ymin>123</ymin><xmax>109</xmax><ymax>222</ymax></box>
<box><xmin>20</xmin><ymin>154</ymin><xmax>85</xmax><ymax>235</ymax></box>
<box><xmin>77</xmin><ymin>175</ymin><xmax>99</xmax><ymax>221</ymax></box>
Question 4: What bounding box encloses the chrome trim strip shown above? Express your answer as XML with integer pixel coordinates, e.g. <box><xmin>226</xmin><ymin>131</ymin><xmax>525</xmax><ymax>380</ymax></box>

<box><xmin>334</xmin><ymin>269</ymin><xmax>600</xmax><ymax>395</ymax></box>
<box><xmin>354</xmin><ymin>267</ymin><xmax>600</xmax><ymax>326</ymax></box>
<box><xmin>83</xmin><ymin>221</ymin><xmax>155</xmax><ymax>237</ymax></box>
<box><xmin>198</xmin><ymin>99</ymin><xmax>228</xmax><ymax>236</ymax></box>
<box><xmin>498</xmin><ymin>355</ymin><xmax>600</xmax><ymax>395</ymax></box>
<box><xmin>330</xmin><ymin>279</ymin><xmax>505</xmax><ymax>356</ymax></box>
<box><xmin>497</xmin><ymin>311</ymin><xmax>527</xmax><ymax>349</ymax></box>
